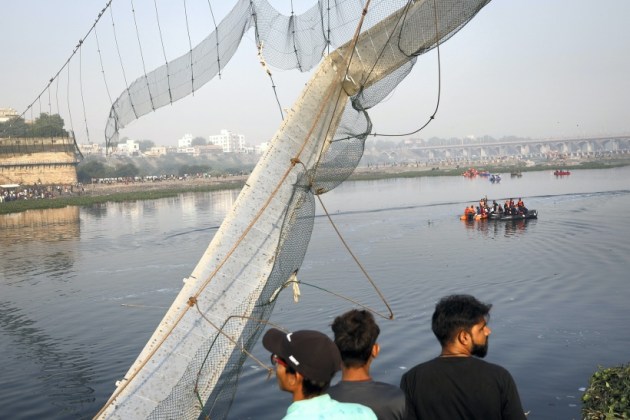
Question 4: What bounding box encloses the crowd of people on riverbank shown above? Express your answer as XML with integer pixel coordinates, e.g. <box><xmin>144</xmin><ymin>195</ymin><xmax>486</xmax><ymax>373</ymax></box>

<box><xmin>262</xmin><ymin>294</ymin><xmax>527</xmax><ymax>419</ymax></box>
<box><xmin>0</xmin><ymin>172</ymin><xmax>249</xmax><ymax>204</ymax></box>
<box><xmin>0</xmin><ymin>183</ymin><xmax>85</xmax><ymax>203</ymax></box>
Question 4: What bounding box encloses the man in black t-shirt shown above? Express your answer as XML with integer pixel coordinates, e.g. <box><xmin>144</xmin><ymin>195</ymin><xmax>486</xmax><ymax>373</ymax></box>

<box><xmin>400</xmin><ymin>295</ymin><xmax>526</xmax><ymax>420</ymax></box>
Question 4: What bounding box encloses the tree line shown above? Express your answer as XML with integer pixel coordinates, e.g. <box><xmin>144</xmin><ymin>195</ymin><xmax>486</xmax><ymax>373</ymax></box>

<box><xmin>76</xmin><ymin>160</ymin><xmax>217</xmax><ymax>183</ymax></box>
<box><xmin>0</xmin><ymin>113</ymin><xmax>69</xmax><ymax>138</ymax></box>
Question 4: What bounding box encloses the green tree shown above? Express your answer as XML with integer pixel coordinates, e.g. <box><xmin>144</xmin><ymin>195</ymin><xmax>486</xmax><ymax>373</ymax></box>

<box><xmin>178</xmin><ymin>164</ymin><xmax>211</xmax><ymax>176</ymax></box>
<box><xmin>0</xmin><ymin>117</ymin><xmax>29</xmax><ymax>137</ymax></box>
<box><xmin>138</xmin><ymin>140</ymin><xmax>155</xmax><ymax>152</ymax></box>
<box><xmin>114</xmin><ymin>163</ymin><xmax>139</xmax><ymax>178</ymax></box>
<box><xmin>31</xmin><ymin>113</ymin><xmax>68</xmax><ymax>137</ymax></box>
<box><xmin>192</xmin><ymin>137</ymin><xmax>207</xmax><ymax>146</ymax></box>
<box><xmin>77</xmin><ymin>160</ymin><xmax>109</xmax><ymax>183</ymax></box>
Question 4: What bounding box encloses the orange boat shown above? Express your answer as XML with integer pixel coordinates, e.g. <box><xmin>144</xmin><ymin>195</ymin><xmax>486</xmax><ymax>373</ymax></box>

<box><xmin>460</xmin><ymin>213</ymin><xmax>488</xmax><ymax>221</ymax></box>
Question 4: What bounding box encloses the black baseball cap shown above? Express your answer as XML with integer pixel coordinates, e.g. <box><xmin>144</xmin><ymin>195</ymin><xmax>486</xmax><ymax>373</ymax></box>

<box><xmin>262</xmin><ymin>328</ymin><xmax>341</xmax><ymax>383</ymax></box>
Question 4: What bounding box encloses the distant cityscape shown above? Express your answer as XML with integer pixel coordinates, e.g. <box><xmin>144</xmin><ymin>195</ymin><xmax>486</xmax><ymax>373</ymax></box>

<box><xmin>78</xmin><ymin>129</ymin><xmax>270</xmax><ymax>158</ymax></box>
<box><xmin>3</xmin><ymin>106</ymin><xmax>629</xmax><ymax>166</ymax></box>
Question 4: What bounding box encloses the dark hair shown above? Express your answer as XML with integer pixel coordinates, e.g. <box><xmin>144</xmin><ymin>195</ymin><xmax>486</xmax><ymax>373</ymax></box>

<box><xmin>279</xmin><ymin>358</ymin><xmax>328</xmax><ymax>398</ymax></box>
<box><xmin>331</xmin><ymin>309</ymin><xmax>380</xmax><ymax>368</ymax></box>
<box><xmin>431</xmin><ymin>294</ymin><xmax>492</xmax><ymax>346</ymax></box>
<box><xmin>302</xmin><ymin>377</ymin><xmax>329</xmax><ymax>398</ymax></box>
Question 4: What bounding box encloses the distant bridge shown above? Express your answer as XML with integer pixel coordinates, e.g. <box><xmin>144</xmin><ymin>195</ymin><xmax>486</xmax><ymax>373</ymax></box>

<box><xmin>407</xmin><ymin>135</ymin><xmax>630</xmax><ymax>162</ymax></box>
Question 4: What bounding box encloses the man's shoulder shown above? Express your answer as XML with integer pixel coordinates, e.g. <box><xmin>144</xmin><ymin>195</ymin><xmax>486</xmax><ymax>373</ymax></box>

<box><xmin>402</xmin><ymin>357</ymin><xmax>512</xmax><ymax>379</ymax></box>
<box><xmin>330</xmin><ymin>379</ymin><xmax>403</xmax><ymax>395</ymax></box>
<box><xmin>284</xmin><ymin>394</ymin><xmax>376</xmax><ymax>420</ymax></box>
<box><xmin>329</xmin><ymin>381</ymin><xmax>405</xmax><ymax>420</ymax></box>
<box><xmin>401</xmin><ymin>357</ymin><xmax>441</xmax><ymax>376</ymax></box>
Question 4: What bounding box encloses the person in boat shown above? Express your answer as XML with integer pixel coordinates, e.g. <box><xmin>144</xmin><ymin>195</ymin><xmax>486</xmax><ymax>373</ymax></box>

<box><xmin>329</xmin><ymin>309</ymin><xmax>406</xmax><ymax>420</ymax></box>
<box><xmin>464</xmin><ymin>205</ymin><xmax>476</xmax><ymax>221</ymax></box>
<box><xmin>399</xmin><ymin>295</ymin><xmax>527</xmax><ymax>420</ymax></box>
<box><xmin>503</xmin><ymin>200</ymin><xmax>511</xmax><ymax>216</ymax></box>
<box><xmin>263</xmin><ymin>328</ymin><xmax>377</xmax><ymax>419</ymax></box>
<box><xmin>491</xmin><ymin>200</ymin><xmax>501</xmax><ymax>214</ymax></box>
<box><xmin>516</xmin><ymin>198</ymin><xmax>528</xmax><ymax>215</ymax></box>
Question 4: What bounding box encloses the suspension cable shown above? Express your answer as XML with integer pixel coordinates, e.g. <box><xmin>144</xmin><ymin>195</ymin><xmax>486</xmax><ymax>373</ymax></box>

<box><xmin>130</xmin><ymin>0</ymin><xmax>156</xmax><ymax>110</ymax></box>
<box><xmin>183</xmin><ymin>0</ymin><xmax>195</xmax><ymax>94</ymax></box>
<box><xmin>153</xmin><ymin>0</ymin><xmax>173</xmax><ymax>103</ymax></box>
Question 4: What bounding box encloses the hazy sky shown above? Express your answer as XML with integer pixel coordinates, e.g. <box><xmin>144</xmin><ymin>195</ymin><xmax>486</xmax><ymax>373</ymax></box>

<box><xmin>2</xmin><ymin>0</ymin><xmax>629</xmax><ymax>146</ymax></box>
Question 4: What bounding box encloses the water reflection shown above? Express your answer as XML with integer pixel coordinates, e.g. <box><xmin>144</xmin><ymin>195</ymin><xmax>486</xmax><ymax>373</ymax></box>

<box><xmin>0</xmin><ymin>300</ymin><xmax>95</xmax><ymax>417</ymax></box>
<box><xmin>0</xmin><ymin>206</ymin><xmax>80</xmax><ymax>242</ymax></box>
<box><xmin>81</xmin><ymin>203</ymin><xmax>109</xmax><ymax>218</ymax></box>
<box><xmin>462</xmin><ymin>218</ymin><xmax>534</xmax><ymax>237</ymax></box>
<box><xmin>0</xmin><ymin>207</ymin><xmax>79</xmax><ymax>284</ymax></box>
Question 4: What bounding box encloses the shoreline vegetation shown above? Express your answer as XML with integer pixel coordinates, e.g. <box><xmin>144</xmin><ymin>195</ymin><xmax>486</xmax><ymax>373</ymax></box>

<box><xmin>582</xmin><ymin>364</ymin><xmax>630</xmax><ymax>419</ymax></box>
<box><xmin>2</xmin><ymin>158</ymin><xmax>629</xmax><ymax>216</ymax></box>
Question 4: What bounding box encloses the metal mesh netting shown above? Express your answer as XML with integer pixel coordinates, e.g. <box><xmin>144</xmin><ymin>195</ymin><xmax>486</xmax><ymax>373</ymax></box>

<box><xmin>148</xmin><ymin>182</ymin><xmax>315</xmax><ymax>420</ymax></box>
<box><xmin>104</xmin><ymin>0</ymin><xmax>486</xmax><ymax>149</ymax></box>
<box><xmin>97</xmin><ymin>1</ymin><xmax>491</xmax><ymax>419</ymax></box>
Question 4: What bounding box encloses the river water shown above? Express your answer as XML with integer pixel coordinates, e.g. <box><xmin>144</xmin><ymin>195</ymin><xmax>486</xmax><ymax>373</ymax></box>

<box><xmin>1</xmin><ymin>167</ymin><xmax>629</xmax><ymax>419</ymax></box>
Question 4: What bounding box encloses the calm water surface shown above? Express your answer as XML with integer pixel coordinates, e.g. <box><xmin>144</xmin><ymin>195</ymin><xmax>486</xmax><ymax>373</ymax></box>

<box><xmin>1</xmin><ymin>167</ymin><xmax>629</xmax><ymax>419</ymax></box>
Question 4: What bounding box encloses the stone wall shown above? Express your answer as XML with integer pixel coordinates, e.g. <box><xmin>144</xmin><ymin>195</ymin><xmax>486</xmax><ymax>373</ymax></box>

<box><xmin>0</xmin><ymin>137</ymin><xmax>78</xmax><ymax>185</ymax></box>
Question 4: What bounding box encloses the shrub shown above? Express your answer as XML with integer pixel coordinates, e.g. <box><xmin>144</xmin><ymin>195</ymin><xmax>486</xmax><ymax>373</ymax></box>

<box><xmin>582</xmin><ymin>363</ymin><xmax>630</xmax><ymax>419</ymax></box>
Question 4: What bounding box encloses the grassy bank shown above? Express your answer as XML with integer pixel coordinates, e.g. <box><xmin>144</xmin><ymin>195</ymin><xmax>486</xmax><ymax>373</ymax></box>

<box><xmin>0</xmin><ymin>181</ymin><xmax>245</xmax><ymax>215</ymax></box>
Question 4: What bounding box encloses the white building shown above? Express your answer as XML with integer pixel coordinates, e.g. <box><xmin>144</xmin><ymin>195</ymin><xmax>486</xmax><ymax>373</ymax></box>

<box><xmin>78</xmin><ymin>143</ymin><xmax>103</xmax><ymax>156</ymax></box>
<box><xmin>177</xmin><ymin>134</ymin><xmax>195</xmax><ymax>154</ymax></box>
<box><xmin>194</xmin><ymin>144</ymin><xmax>223</xmax><ymax>156</ymax></box>
<box><xmin>208</xmin><ymin>129</ymin><xmax>245</xmax><ymax>153</ymax></box>
<box><xmin>0</xmin><ymin>107</ymin><xmax>19</xmax><ymax>123</ymax></box>
<box><xmin>115</xmin><ymin>139</ymin><xmax>140</xmax><ymax>156</ymax></box>
<box><xmin>145</xmin><ymin>146</ymin><xmax>167</xmax><ymax>157</ymax></box>
<box><xmin>178</xmin><ymin>134</ymin><xmax>193</xmax><ymax>148</ymax></box>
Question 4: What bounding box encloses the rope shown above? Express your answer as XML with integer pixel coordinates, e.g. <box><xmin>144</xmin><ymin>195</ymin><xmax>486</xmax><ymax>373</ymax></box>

<box><xmin>94</xmin><ymin>26</ymin><xmax>117</xmax><ymax>118</ymax></box>
<box><xmin>16</xmin><ymin>0</ymin><xmax>114</xmax><ymax>122</ymax></box>
<box><xmin>79</xmin><ymin>46</ymin><xmax>91</xmax><ymax>143</ymax></box>
<box><xmin>193</xmin><ymin>313</ymin><xmax>288</xmax><ymax>418</ymax></box>
<box><xmin>313</xmin><ymin>0</ymin><xmax>373</xmax><ymax>176</ymax></box>
<box><xmin>206</xmin><ymin>0</ymin><xmax>222</xmax><ymax>79</ymax></box>
<box><xmin>257</xmin><ymin>42</ymin><xmax>284</xmax><ymax>121</ymax></box>
<box><xmin>65</xmin><ymin>64</ymin><xmax>75</xmax><ymax>139</ymax></box>
<box><xmin>109</xmin><ymin>2</ymin><xmax>138</xmax><ymax>119</ymax></box>
<box><xmin>289</xmin><ymin>1</ymin><xmax>303</xmax><ymax>72</ymax></box>
<box><xmin>316</xmin><ymin>195</ymin><xmax>394</xmax><ymax>320</ymax></box>
<box><xmin>183</xmin><ymin>0</ymin><xmax>195</xmax><ymax>94</ymax></box>
<box><xmin>373</xmin><ymin>0</ymin><xmax>443</xmax><ymax>138</ymax></box>
<box><xmin>252</xmin><ymin>4</ymin><xmax>285</xmax><ymax>121</ymax></box>
<box><xmin>153</xmin><ymin>0</ymin><xmax>173</xmax><ymax>103</ymax></box>
<box><xmin>55</xmin><ymin>76</ymin><xmax>60</xmax><ymax>116</ymax></box>
<box><xmin>131</xmin><ymin>0</ymin><xmax>156</xmax><ymax>110</ymax></box>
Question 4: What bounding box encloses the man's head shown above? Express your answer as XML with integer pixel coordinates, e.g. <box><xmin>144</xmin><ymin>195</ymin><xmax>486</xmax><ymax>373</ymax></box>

<box><xmin>331</xmin><ymin>309</ymin><xmax>380</xmax><ymax>368</ymax></box>
<box><xmin>432</xmin><ymin>294</ymin><xmax>492</xmax><ymax>357</ymax></box>
<box><xmin>263</xmin><ymin>328</ymin><xmax>341</xmax><ymax>398</ymax></box>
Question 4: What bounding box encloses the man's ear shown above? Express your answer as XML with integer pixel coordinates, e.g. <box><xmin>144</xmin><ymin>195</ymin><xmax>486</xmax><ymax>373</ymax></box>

<box><xmin>290</xmin><ymin>371</ymin><xmax>303</xmax><ymax>387</ymax></box>
<box><xmin>457</xmin><ymin>329</ymin><xmax>471</xmax><ymax>346</ymax></box>
<box><xmin>371</xmin><ymin>343</ymin><xmax>380</xmax><ymax>359</ymax></box>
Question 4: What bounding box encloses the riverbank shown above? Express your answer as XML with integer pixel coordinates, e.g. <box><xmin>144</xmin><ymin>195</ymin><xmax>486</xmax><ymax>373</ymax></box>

<box><xmin>2</xmin><ymin>157</ymin><xmax>629</xmax><ymax>215</ymax></box>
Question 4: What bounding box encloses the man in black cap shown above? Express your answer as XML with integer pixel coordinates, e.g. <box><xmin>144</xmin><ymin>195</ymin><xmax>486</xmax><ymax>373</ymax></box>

<box><xmin>263</xmin><ymin>328</ymin><xmax>376</xmax><ymax>419</ymax></box>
